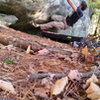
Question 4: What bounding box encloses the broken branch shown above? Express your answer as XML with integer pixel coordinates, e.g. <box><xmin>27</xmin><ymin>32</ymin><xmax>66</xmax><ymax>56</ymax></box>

<box><xmin>28</xmin><ymin>70</ymin><xmax>100</xmax><ymax>81</ymax></box>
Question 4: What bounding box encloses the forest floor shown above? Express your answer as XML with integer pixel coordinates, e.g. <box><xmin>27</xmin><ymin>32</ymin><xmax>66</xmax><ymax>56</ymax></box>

<box><xmin>0</xmin><ymin>25</ymin><xmax>100</xmax><ymax>100</ymax></box>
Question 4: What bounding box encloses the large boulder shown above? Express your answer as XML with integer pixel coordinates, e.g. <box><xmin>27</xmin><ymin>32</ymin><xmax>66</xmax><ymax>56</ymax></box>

<box><xmin>0</xmin><ymin>0</ymin><xmax>90</xmax><ymax>37</ymax></box>
<box><xmin>54</xmin><ymin>0</ymin><xmax>91</xmax><ymax>37</ymax></box>
<box><xmin>0</xmin><ymin>13</ymin><xmax>18</xmax><ymax>26</ymax></box>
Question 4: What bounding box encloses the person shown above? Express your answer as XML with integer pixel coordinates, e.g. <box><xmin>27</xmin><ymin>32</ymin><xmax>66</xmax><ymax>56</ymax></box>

<box><xmin>33</xmin><ymin>0</ymin><xmax>87</xmax><ymax>30</ymax></box>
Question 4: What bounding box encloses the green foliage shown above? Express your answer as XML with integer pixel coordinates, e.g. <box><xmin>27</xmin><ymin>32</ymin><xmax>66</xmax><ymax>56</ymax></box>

<box><xmin>3</xmin><ymin>59</ymin><xmax>13</xmax><ymax>64</ymax></box>
<box><xmin>88</xmin><ymin>0</ymin><xmax>100</xmax><ymax>9</ymax></box>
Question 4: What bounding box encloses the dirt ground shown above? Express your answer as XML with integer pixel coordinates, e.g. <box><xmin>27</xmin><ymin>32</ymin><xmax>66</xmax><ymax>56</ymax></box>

<box><xmin>0</xmin><ymin>25</ymin><xmax>100</xmax><ymax>100</ymax></box>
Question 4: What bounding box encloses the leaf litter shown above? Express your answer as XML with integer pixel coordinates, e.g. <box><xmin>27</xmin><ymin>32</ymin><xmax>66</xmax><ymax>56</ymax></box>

<box><xmin>0</xmin><ymin>30</ymin><xmax>100</xmax><ymax>100</ymax></box>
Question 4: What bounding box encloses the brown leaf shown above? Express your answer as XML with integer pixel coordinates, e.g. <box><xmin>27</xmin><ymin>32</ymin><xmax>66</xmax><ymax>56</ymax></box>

<box><xmin>86</xmin><ymin>82</ymin><xmax>100</xmax><ymax>100</ymax></box>
<box><xmin>26</xmin><ymin>45</ymin><xmax>31</xmax><ymax>53</ymax></box>
<box><xmin>34</xmin><ymin>87</ymin><xmax>49</xmax><ymax>96</ymax></box>
<box><xmin>34</xmin><ymin>48</ymin><xmax>50</xmax><ymax>55</ymax></box>
<box><xmin>81</xmin><ymin>46</ymin><xmax>88</xmax><ymax>59</ymax></box>
<box><xmin>86</xmin><ymin>73</ymin><xmax>98</xmax><ymax>88</ymax></box>
<box><xmin>86</xmin><ymin>82</ymin><xmax>100</xmax><ymax>94</ymax></box>
<box><xmin>68</xmin><ymin>70</ymin><xmax>81</xmax><ymax>81</ymax></box>
<box><xmin>87</xmin><ymin>55</ymin><xmax>94</xmax><ymax>62</ymax></box>
<box><xmin>0</xmin><ymin>80</ymin><xmax>16</xmax><ymax>94</ymax></box>
<box><xmin>87</xmin><ymin>91</ymin><xmax>100</xmax><ymax>100</ymax></box>
<box><xmin>50</xmin><ymin>76</ymin><xmax>68</xmax><ymax>98</ymax></box>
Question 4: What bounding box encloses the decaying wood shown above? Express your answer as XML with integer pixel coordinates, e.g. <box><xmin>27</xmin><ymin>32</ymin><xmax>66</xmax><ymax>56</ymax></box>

<box><xmin>0</xmin><ymin>25</ymin><xmax>72</xmax><ymax>55</ymax></box>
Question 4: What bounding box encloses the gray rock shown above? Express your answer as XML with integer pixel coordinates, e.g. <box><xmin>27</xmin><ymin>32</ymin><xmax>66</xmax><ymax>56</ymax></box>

<box><xmin>0</xmin><ymin>0</ymin><xmax>90</xmax><ymax>37</ymax></box>
<box><xmin>54</xmin><ymin>0</ymin><xmax>90</xmax><ymax>37</ymax></box>
<box><xmin>0</xmin><ymin>14</ymin><xmax>18</xmax><ymax>26</ymax></box>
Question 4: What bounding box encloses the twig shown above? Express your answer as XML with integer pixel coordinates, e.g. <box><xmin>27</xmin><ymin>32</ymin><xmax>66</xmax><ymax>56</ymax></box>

<box><xmin>63</xmin><ymin>81</ymin><xmax>77</xmax><ymax>97</ymax></box>
<box><xmin>94</xmin><ymin>63</ymin><xmax>100</xmax><ymax>72</ymax></box>
<box><xmin>70</xmin><ymin>91</ymin><xmax>81</xmax><ymax>100</ymax></box>
<box><xmin>80</xmin><ymin>62</ymin><xmax>100</xmax><ymax>78</ymax></box>
<box><xmin>27</xmin><ymin>73</ymin><xmax>68</xmax><ymax>81</ymax></box>
<box><xmin>80</xmin><ymin>70</ymin><xmax>100</xmax><ymax>78</ymax></box>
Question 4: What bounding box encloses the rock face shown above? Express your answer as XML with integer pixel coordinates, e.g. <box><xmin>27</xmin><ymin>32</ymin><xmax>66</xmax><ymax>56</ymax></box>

<box><xmin>0</xmin><ymin>13</ymin><xmax>18</xmax><ymax>26</ymax></box>
<box><xmin>54</xmin><ymin>0</ymin><xmax>91</xmax><ymax>37</ymax></box>
<box><xmin>0</xmin><ymin>0</ymin><xmax>90</xmax><ymax>37</ymax></box>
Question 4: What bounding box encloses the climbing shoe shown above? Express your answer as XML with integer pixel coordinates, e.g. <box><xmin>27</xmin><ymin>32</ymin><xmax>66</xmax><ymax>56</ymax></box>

<box><xmin>32</xmin><ymin>22</ymin><xmax>40</xmax><ymax>27</ymax></box>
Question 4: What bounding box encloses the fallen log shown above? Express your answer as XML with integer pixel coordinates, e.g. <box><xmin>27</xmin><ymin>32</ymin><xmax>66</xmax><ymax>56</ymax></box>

<box><xmin>0</xmin><ymin>25</ymin><xmax>72</xmax><ymax>55</ymax></box>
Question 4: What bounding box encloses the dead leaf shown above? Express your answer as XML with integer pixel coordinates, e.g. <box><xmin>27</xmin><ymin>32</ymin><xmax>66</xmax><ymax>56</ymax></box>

<box><xmin>81</xmin><ymin>46</ymin><xmax>88</xmax><ymax>59</ymax></box>
<box><xmin>34</xmin><ymin>87</ymin><xmax>49</xmax><ymax>97</ymax></box>
<box><xmin>28</xmin><ymin>66</ymin><xmax>35</xmax><ymax>74</ymax></box>
<box><xmin>3</xmin><ymin>45</ymin><xmax>17</xmax><ymax>51</ymax></box>
<box><xmin>50</xmin><ymin>76</ymin><xmax>68</xmax><ymax>98</ymax></box>
<box><xmin>87</xmin><ymin>55</ymin><xmax>95</xmax><ymax>62</ymax></box>
<box><xmin>0</xmin><ymin>43</ymin><xmax>4</xmax><ymax>49</ymax></box>
<box><xmin>0</xmin><ymin>80</ymin><xmax>16</xmax><ymax>94</ymax></box>
<box><xmin>86</xmin><ymin>82</ymin><xmax>100</xmax><ymax>100</ymax></box>
<box><xmin>86</xmin><ymin>73</ymin><xmax>98</xmax><ymax>88</ymax></box>
<box><xmin>41</xmin><ymin>77</ymin><xmax>52</xmax><ymax>86</ymax></box>
<box><xmin>3</xmin><ymin>63</ymin><xmax>11</xmax><ymax>69</ymax></box>
<box><xmin>34</xmin><ymin>48</ymin><xmax>50</xmax><ymax>55</ymax></box>
<box><xmin>87</xmin><ymin>91</ymin><xmax>100</xmax><ymax>100</ymax></box>
<box><xmin>68</xmin><ymin>70</ymin><xmax>81</xmax><ymax>81</ymax></box>
<box><xmin>86</xmin><ymin>82</ymin><xmax>100</xmax><ymax>94</ymax></box>
<box><xmin>90</xmin><ymin>66</ymin><xmax>97</xmax><ymax>71</ymax></box>
<box><xmin>26</xmin><ymin>45</ymin><xmax>31</xmax><ymax>53</ymax></box>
